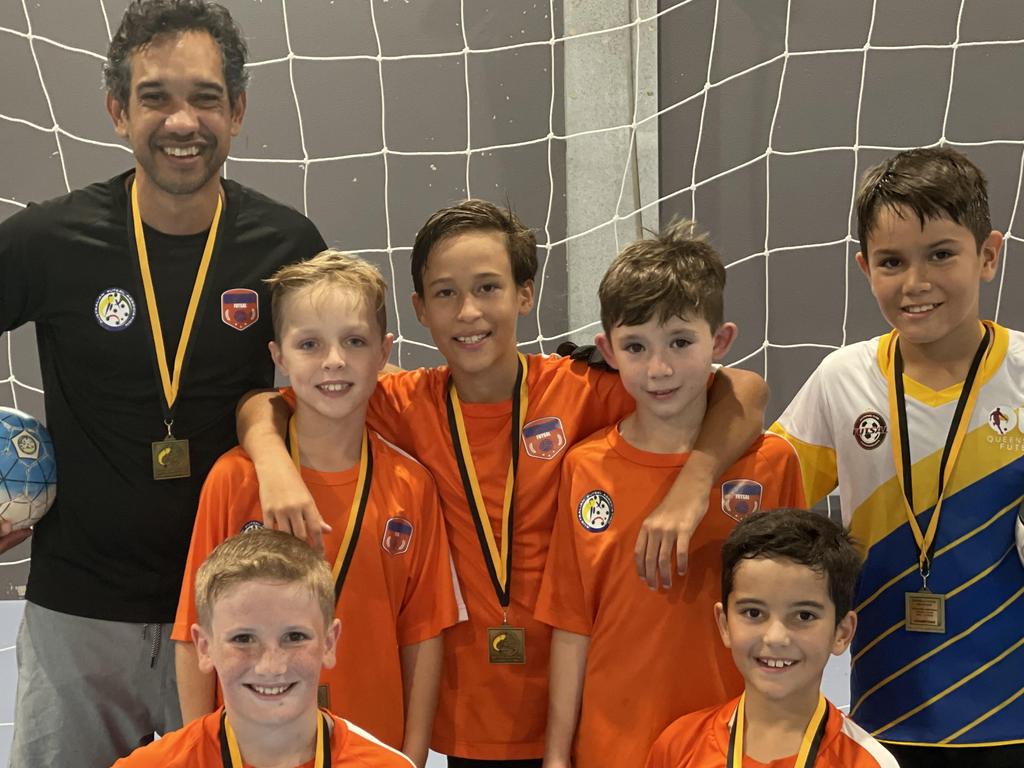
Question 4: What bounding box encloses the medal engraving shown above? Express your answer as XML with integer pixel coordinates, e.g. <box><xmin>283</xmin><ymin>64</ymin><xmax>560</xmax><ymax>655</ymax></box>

<box><xmin>488</xmin><ymin>625</ymin><xmax>526</xmax><ymax>664</ymax></box>
<box><xmin>152</xmin><ymin>438</ymin><xmax>190</xmax><ymax>480</ymax></box>
<box><xmin>905</xmin><ymin>590</ymin><xmax>946</xmax><ymax>633</ymax></box>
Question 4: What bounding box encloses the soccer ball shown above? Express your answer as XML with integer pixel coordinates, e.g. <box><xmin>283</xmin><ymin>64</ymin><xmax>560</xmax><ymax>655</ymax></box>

<box><xmin>1016</xmin><ymin>500</ymin><xmax>1024</xmax><ymax>569</ymax></box>
<box><xmin>0</xmin><ymin>407</ymin><xmax>57</xmax><ymax>530</ymax></box>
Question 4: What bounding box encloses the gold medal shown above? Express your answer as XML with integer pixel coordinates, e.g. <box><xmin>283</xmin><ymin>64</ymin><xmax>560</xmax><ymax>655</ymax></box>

<box><xmin>488</xmin><ymin>624</ymin><xmax>526</xmax><ymax>665</ymax></box>
<box><xmin>446</xmin><ymin>355</ymin><xmax>530</xmax><ymax>664</ymax></box>
<box><xmin>905</xmin><ymin>590</ymin><xmax>946</xmax><ymax>633</ymax></box>
<box><xmin>130</xmin><ymin>180</ymin><xmax>222</xmax><ymax>480</ymax></box>
<box><xmin>151</xmin><ymin>437</ymin><xmax>190</xmax><ymax>479</ymax></box>
<box><xmin>886</xmin><ymin>326</ymin><xmax>991</xmax><ymax>634</ymax></box>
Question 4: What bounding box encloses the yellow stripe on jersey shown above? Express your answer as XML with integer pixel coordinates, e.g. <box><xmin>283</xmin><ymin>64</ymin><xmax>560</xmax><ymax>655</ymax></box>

<box><xmin>874</xmin><ymin>323</ymin><xmax>1009</xmax><ymax>407</ymax></box>
<box><xmin>767</xmin><ymin>423</ymin><xmax>838</xmax><ymax>506</ymax></box>
<box><xmin>850</xmin><ymin>425</ymin><xmax>1024</xmax><ymax>554</ymax></box>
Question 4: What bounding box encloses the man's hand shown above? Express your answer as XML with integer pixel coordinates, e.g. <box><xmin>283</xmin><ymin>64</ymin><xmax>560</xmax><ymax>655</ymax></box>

<box><xmin>634</xmin><ymin>487</ymin><xmax>709</xmax><ymax>590</ymax></box>
<box><xmin>0</xmin><ymin>521</ymin><xmax>32</xmax><ymax>555</ymax></box>
<box><xmin>255</xmin><ymin>458</ymin><xmax>331</xmax><ymax>554</ymax></box>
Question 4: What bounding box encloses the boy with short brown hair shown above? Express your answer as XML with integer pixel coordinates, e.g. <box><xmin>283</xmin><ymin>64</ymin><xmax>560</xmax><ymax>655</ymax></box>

<box><xmin>771</xmin><ymin>146</ymin><xmax>1024</xmax><ymax>768</ymax></box>
<box><xmin>537</xmin><ymin>221</ymin><xmax>805</xmax><ymax>768</ymax></box>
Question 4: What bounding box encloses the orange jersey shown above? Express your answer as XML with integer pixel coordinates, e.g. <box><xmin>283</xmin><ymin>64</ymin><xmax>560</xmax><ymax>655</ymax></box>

<box><xmin>172</xmin><ymin>433</ymin><xmax>460</xmax><ymax>748</ymax></box>
<box><xmin>645</xmin><ymin>697</ymin><xmax>899</xmax><ymax>768</ymax></box>
<box><xmin>363</xmin><ymin>354</ymin><xmax>633</xmax><ymax>759</ymax></box>
<box><xmin>112</xmin><ymin>707</ymin><xmax>415</xmax><ymax>767</ymax></box>
<box><xmin>534</xmin><ymin>428</ymin><xmax>804</xmax><ymax>768</ymax></box>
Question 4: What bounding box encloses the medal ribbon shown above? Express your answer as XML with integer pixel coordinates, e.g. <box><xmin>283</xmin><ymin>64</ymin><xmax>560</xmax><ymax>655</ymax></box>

<box><xmin>727</xmin><ymin>692</ymin><xmax>828</xmax><ymax>768</ymax></box>
<box><xmin>219</xmin><ymin>709</ymin><xmax>331</xmax><ymax>768</ymax></box>
<box><xmin>131</xmin><ymin>180</ymin><xmax>223</xmax><ymax>414</ymax></box>
<box><xmin>445</xmin><ymin>354</ymin><xmax>528</xmax><ymax>608</ymax></box>
<box><xmin>885</xmin><ymin>324</ymin><xmax>991</xmax><ymax>576</ymax></box>
<box><xmin>288</xmin><ymin>417</ymin><xmax>373</xmax><ymax>603</ymax></box>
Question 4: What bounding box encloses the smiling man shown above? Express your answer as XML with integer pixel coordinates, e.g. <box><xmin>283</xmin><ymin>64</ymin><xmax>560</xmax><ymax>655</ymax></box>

<box><xmin>0</xmin><ymin>2</ymin><xmax>325</xmax><ymax>766</ymax></box>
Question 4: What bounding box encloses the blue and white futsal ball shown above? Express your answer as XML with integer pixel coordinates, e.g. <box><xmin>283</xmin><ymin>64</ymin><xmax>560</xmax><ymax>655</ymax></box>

<box><xmin>0</xmin><ymin>407</ymin><xmax>57</xmax><ymax>530</ymax></box>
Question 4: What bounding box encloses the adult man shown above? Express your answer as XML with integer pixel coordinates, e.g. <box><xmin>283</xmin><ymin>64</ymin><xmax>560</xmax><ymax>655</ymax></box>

<box><xmin>0</xmin><ymin>2</ymin><xmax>325</xmax><ymax>765</ymax></box>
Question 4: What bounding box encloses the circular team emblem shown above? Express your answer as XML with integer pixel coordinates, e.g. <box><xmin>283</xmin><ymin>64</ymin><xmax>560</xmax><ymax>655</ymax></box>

<box><xmin>988</xmin><ymin>406</ymin><xmax>1018</xmax><ymax>436</ymax></box>
<box><xmin>94</xmin><ymin>288</ymin><xmax>136</xmax><ymax>331</ymax></box>
<box><xmin>853</xmin><ymin>411</ymin><xmax>887</xmax><ymax>450</ymax></box>
<box><xmin>577</xmin><ymin>490</ymin><xmax>613</xmax><ymax>532</ymax></box>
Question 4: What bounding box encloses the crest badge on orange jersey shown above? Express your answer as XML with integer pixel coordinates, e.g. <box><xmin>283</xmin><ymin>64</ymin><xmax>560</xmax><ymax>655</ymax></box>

<box><xmin>522</xmin><ymin>416</ymin><xmax>566</xmax><ymax>460</ymax></box>
<box><xmin>382</xmin><ymin>517</ymin><xmax>413</xmax><ymax>555</ymax></box>
<box><xmin>721</xmin><ymin>479</ymin><xmax>763</xmax><ymax>522</ymax></box>
<box><xmin>577</xmin><ymin>490</ymin><xmax>613</xmax><ymax>532</ymax></box>
<box><xmin>221</xmin><ymin>288</ymin><xmax>259</xmax><ymax>331</ymax></box>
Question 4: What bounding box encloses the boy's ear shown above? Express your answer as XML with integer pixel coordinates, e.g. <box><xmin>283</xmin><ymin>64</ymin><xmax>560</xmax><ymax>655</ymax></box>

<box><xmin>831</xmin><ymin>610</ymin><xmax>857</xmax><ymax>656</ymax></box>
<box><xmin>378</xmin><ymin>333</ymin><xmax>395</xmax><ymax>370</ymax></box>
<box><xmin>979</xmin><ymin>230</ymin><xmax>1003</xmax><ymax>282</ymax></box>
<box><xmin>594</xmin><ymin>332</ymin><xmax>619</xmax><ymax>371</ymax></box>
<box><xmin>516</xmin><ymin>279</ymin><xmax>535</xmax><ymax>316</ymax></box>
<box><xmin>712</xmin><ymin>322</ymin><xmax>738</xmax><ymax>360</ymax></box>
<box><xmin>321</xmin><ymin>618</ymin><xmax>342</xmax><ymax>670</ymax></box>
<box><xmin>106</xmin><ymin>92</ymin><xmax>129</xmax><ymax>138</ymax></box>
<box><xmin>191</xmin><ymin>624</ymin><xmax>216</xmax><ymax>674</ymax></box>
<box><xmin>411</xmin><ymin>291</ymin><xmax>427</xmax><ymax>326</ymax></box>
<box><xmin>855</xmin><ymin>251</ymin><xmax>870</xmax><ymax>279</ymax></box>
<box><xmin>268</xmin><ymin>340</ymin><xmax>286</xmax><ymax>374</ymax></box>
<box><xmin>714</xmin><ymin>602</ymin><xmax>732</xmax><ymax>649</ymax></box>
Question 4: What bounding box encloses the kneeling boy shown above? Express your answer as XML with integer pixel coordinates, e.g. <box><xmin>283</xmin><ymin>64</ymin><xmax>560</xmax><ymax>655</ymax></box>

<box><xmin>115</xmin><ymin>529</ymin><xmax>413</xmax><ymax>766</ymax></box>
<box><xmin>646</xmin><ymin>510</ymin><xmax>898</xmax><ymax>768</ymax></box>
<box><xmin>174</xmin><ymin>252</ymin><xmax>460</xmax><ymax>767</ymax></box>
<box><xmin>536</xmin><ymin>221</ymin><xmax>805</xmax><ymax>768</ymax></box>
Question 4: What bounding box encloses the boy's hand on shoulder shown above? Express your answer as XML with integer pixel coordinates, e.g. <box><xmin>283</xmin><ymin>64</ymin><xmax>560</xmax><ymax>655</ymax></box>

<box><xmin>634</xmin><ymin>489</ymin><xmax>709</xmax><ymax>590</ymax></box>
<box><xmin>0</xmin><ymin>521</ymin><xmax>31</xmax><ymax>555</ymax></box>
<box><xmin>256</xmin><ymin>461</ymin><xmax>331</xmax><ymax>554</ymax></box>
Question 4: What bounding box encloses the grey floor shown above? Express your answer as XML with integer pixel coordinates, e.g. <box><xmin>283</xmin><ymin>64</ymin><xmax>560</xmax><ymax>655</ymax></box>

<box><xmin>0</xmin><ymin>600</ymin><xmax>849</xmax><ymax>767</ymax></box>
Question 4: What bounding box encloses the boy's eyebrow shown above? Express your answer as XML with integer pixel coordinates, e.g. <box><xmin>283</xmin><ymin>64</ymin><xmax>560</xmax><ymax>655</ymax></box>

<box><xmin>426</xmin><ymin>271</ymin><xmax>504</xmax><ymax>288</ymax></box>
<box><xmin>871</xmin><ymin>237</ymin><xmax>961</xmax><ymax>257</ymax></box>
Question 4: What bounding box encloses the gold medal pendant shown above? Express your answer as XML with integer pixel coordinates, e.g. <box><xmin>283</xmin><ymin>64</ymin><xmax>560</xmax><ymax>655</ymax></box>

<box><xmin>488</xmin><ymin>624</ymin><xmax>526</xmax><ymax>664</ymax></box>
<box><xmin>905</xmin><ymin>590</ymin><xmax>946</xmax><ymax>633</ymax></box>
<box><xmin>152</xmin><ymin>437</ymin><xmax>190</xmax><ymax>480</ymax></box>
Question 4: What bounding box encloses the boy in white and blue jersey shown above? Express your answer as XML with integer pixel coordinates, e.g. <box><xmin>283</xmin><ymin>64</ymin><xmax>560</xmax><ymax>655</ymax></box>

<box><xmin>771</xmin><ymin>147</ymin><xmax>1024</xmax><ymax>768</ymax></box>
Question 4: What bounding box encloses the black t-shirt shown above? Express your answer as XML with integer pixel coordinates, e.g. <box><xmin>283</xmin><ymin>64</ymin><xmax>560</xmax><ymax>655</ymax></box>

<box><xmin>0</xmin><ymin>171</ymin><xmax>326</xmax><ymax>621</ymax></box>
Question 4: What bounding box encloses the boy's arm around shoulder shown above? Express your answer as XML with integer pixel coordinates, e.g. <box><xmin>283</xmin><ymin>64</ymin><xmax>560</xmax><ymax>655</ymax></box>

<box><xmin>235</xmin><ymin>388</ymin><xmax>330</xmax><ymax>553</ymax></box>
<box><xmin>635</xmin><ymin>366</ymin><xmax>768</xmax><ymax>589</ymax></box>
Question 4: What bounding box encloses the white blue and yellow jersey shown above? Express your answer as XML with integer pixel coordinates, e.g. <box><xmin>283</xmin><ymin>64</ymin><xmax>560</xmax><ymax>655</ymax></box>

<box><xmin>770</xmin><ymin>321</ymin><xmax>1024</xmax><ymax>748</ymax></box>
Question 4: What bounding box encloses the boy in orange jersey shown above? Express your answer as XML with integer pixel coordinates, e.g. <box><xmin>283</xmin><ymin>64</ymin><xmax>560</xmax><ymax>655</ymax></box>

<box><xmin>116</xmin><ymin>529</ymin><xmax>415</xmax><ymax>768</ymax></box>
<box><xmin>645</xmin><ymin>510</ymin><xmax>899</xmax><ymax>768</ymax></box>
<box><xmin>536</xmin><ymin>221</ymin><xmax>805</xmax><ymax>768</ymax></box>
<box><xmin>236</xmin><ymin>201</ymin><xmax>769</xmax><ymax>766</ymax></box>
<box><xmin>173</xmin><ymin>252</ymin><xmax>460</xmax><ymax>768</ymax></box>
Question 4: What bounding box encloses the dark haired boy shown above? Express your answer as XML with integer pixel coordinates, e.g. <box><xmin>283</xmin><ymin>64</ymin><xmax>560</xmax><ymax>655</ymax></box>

<box><xmin>770</xmin><ymin>147</ymin><xmax>1024</xmax><ymax>767</ymax></box>
<box><xmin>0</xmin><ymin>1</ymin><xmax>325</xmax><ymax>765</ymax></box>
<box><xmin>238</xmin><ymin>203</ymin><xmax>769</xmax><ymax>764</ymax></box>
<box><xmin>536</xmin><ymin>221</ymin><xmax>804</xmax><ymax>768</ymax></box>
<box><xmin>646</xmin><ymin>510</ymin><xmax>899</xmax><ymax>768</ymax></box>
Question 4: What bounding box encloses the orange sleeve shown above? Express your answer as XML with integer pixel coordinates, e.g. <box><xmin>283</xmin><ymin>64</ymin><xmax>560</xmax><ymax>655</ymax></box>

<box><xmin>769</xmin><ymin>434</ymin><xmax>808</xmax><ymax>510</ymax></box>
<box><xmin>532</xmin><ymin>454</ymin><xmax>593</xmax><ymax>635</ymax></box>
<box><xmin>171</xmin><ymin>451</ymin><xmax>259</xmax><ymax>642</ymax></box>
<box><xmin>111</xmin><ymin>714</ymin><xmax>210</xmax><ymax>766</ymax></box>
<box><xmin>366</xmin><ymin>370</ymin><xmax>434</xmax><ymax>448</ymax></box>
<box><xmin>396</xmin><ymin>469</ymin><xmax>460</xmax><ymax>646</ymax></box>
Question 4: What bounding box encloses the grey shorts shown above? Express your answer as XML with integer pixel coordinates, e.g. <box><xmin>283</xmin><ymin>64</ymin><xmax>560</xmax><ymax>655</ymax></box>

<box><xmin>8</xmin><ymin>601</ymin><xmax>181</xmax><ymax>768</ymax></box>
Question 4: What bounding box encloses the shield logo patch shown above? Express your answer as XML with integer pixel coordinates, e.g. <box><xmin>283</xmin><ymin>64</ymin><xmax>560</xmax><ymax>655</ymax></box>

<box><xmin>222</xmin><ymin>288</ymin><xmax>259</xmax><ymax>331</ymax></box>
<box><xmin>721</xmin><ymin>479</ymin><xmax>763</xmax><ymax>522</ymax></box>
<box><xmin>381</xmin><ymin>517</ymin><xmax>413</xmax><ymax>555</ymax></box>
<box><xmin>522</xmin><ymin>417</ymin><xmax>567</xmax><ymax>460</ymax></box>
